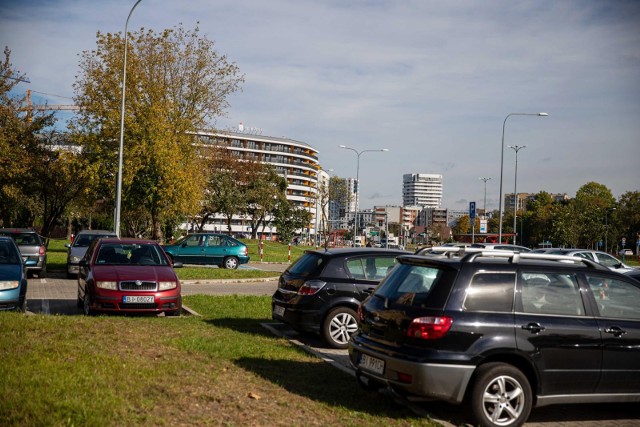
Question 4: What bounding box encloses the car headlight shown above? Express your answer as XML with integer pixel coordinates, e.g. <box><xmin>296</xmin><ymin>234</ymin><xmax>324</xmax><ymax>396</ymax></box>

<box><xmin>96</xmin><ymin>281</ymin><xmax>118</xmax><ymax>290</ymax></box>
<box><xmin>158</xmin><ymin>281</ymin><xmax>177</xmax><ymax>290</ymax></box>
<box><xmin>0</xmin><ymin>281</ymin><xmax>19</xmax><ymax>290</ymax></box>
<box><xmin>70</xmin><ymin>256</ymin><xmax>81</xmax><ymax>263</ymax></box>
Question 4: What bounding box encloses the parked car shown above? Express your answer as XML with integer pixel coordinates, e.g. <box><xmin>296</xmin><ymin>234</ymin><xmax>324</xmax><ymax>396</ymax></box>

<box><xmin>65</xmin><ymin>230</ymin><xmax>117</xmax><ymax>278</ymax></box>
<box><xmin>77</xmin><ymin>238</ymin><xmax>182</xmax><ymax>316</ymax></box>
<box><xmin>620</xmin><ymin>249</ymin><xmax>634</xmax><ymax>256</ymax></box>
<box><xmin>470</xmin><ymin>243</ymin><xmax>531</xmax><ymax>252</ymax></box>
<box><xmin>0</xmin><ymin>228</ymin><xmax>47</xmax><ymax>278</ymax></box>
<box><xmin>163</xmin><ymin>233</ymin><xmax>249</xmax><ymax>269</ymax></box>
<box><xmin>547</xmin><ymin>249</ymin><xmax>634</xmax><ymax>273</ymax></box>
<box><xmin>350</xmin><ymin>250</ymin><xmax>640</xmax><ymax>427</ymax></box>
<box><xmin>0</xmin><ymin>236</ymin><xmax>28</xmax><ymax>312</ymax></box>
<box><xmin>272</xmin><ymin>247</ymin><xmax>409</xmax><ymax>348</ymax></box>
<box><xmin>625</xmin><ymin>268</ymin><xmax>640</xmax><ymax>282</ymax></box>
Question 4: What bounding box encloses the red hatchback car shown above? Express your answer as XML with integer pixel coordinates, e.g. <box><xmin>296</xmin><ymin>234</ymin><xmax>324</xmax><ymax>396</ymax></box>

<box><xmin>77</xmin><ymin>238</ymin><xmax>182</xmax><ymax>316</ymax></box>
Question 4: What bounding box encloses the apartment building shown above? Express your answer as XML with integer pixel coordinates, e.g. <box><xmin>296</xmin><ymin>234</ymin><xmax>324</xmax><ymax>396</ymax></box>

<box><xmin>402</xmin><ymin>173</ymin><xmax>443</xmax><ymax>208</ymax></box>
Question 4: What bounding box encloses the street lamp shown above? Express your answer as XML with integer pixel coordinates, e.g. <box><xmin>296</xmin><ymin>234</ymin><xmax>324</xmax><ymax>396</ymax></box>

<box><xmin>507</xmin><ymin>145</ymin><xmax>526</xmax><ymax>245</ymax></box>
<box><xmin>114</xmin><ymin>0</ymin><xmax>143</xmax><ymax>237</ymax></box>
<box><xmin>605</xmin><ymin>207</ymin><xmax>616</xmax><ymax>253</ymax></box>
<box><xmin>479</xmin><ymin>177</ymin><xmax>491</xmax><ymax>219</ymax></box>
<box><xmin>339</xmin><ymin>145</ymin><xmax>389</xmax><ymax>245</ymax></box>
<box><xmin>498</xmin><ymin>112</ymin><xmax>547</xmax><ymax>243</ymax></box>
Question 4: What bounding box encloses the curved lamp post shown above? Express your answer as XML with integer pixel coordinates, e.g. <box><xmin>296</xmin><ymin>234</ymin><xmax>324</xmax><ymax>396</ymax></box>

<box><xmin>339</xmin><ymin>145</ymin><xmax>388</xmax><ymax>245</ymax></box>
<box><xmin>479</xmin><ymin>177</ymin><xmax>491</xmax><ymax>219</ymax></box>
<box><xmin>508</xmin><ymin>145</ymin><xmax>526</xmax><ymax>244</ymax></box>
<box><xmin>498</xmin><ymin>112</ymin><xmax>547</xmax><ymax>243</ymax></box>
<box><xmin>114</xmin><ymin>0</ymin><xmax>143</xmax><ymax>237</ymax></box>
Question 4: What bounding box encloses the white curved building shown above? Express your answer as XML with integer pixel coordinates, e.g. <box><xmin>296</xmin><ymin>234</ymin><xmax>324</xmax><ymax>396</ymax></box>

<box><xmin>189</xmin><ymin>129</ymin><xmax>322</xmax><ymax>237</ymax></box>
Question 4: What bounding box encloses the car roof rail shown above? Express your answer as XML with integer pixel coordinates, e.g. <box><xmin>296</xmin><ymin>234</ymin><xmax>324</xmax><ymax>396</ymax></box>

<box><xmin>460</xmin><ymin>251</ymin><xmax>610</xmax><ymax>270</ymax></box>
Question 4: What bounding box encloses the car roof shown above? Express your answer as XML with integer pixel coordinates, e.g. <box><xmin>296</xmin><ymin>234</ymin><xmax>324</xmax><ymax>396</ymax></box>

<box><xmin>76</xmin><ymin>229</ymin><xmax>116</xmax><ymax>235</ymax></box>
<box><xmin>306</xmin><ymin>247</ymin><xmax>409</xmax><ymax>257</ymax></box>
<box><xmin>98</xmin><ymin>238</ymin><xmax>159</xmax><ymax>245</ymax></box>
<box><xmin>0</xmin><ymin>228</ymin><xmax>38</xmax><ymax>233</ymax></box>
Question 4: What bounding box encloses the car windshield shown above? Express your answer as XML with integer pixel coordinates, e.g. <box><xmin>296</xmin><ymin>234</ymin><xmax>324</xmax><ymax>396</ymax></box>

<box><xmin>287</xmin><ymin>252</ymin><xmax>325</xmax><ymax>277</ymax></box>
<box><xmin>0</xmin><ymin>240</ymin><xmax>21</xmax><ymax>264</ymax></box>
<box><xmin>96</xmin><ymin>243</ymin><xmax>168</xmax><ymax>266</ymax></box>
<box><xmin>0</xmin><ymin>232</ymin><xmax>40</xmax><ymax>245</ymax></box>
<box><xmin>374</xmin><ymin>263</ymin><xmax>452</xmax><ymax>307</ymax></box>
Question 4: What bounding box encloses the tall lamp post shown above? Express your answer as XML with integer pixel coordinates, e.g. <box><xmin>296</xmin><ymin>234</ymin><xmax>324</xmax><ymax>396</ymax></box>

<box><xmin>605</xmin><ymin>207</ymin><xmax>616</xmax><ymax>253</ymax></box>
<box><xmin>498</xmin><ymin>112</ymin><xmax>547</xmax><ymax>243</ymax></box>
<box><xmin>114</xmin><ymin>0</ymin><xmax>143</xmax><ymax>237</ymax></box>
<box><xmin>479</xmin><ymin>177</ymin><xmax>491</xmax><ymax>219</ymax></box>
<box><xmin>339</xmin><ymin>145</ymin><xmax>389</xmax><ymax>245</ymax></box>
<box><xmin>507</xmin><ymin>145</ymin><xmax>526</xmax><ymax>245</ymax></box>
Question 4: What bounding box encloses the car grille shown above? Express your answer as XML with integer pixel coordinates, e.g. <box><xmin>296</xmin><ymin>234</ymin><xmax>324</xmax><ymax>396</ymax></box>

<box><xmin>119</xmin><ymin>281</ymin><xmax>157</xmax><ymax>291</ymax></box>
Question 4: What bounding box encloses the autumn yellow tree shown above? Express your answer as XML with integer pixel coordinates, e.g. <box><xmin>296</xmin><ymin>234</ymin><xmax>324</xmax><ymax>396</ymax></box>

<box><xmin>71</xmin><ymin>24</ymin><xmax>244</xmax><ymax>239</ymax></box>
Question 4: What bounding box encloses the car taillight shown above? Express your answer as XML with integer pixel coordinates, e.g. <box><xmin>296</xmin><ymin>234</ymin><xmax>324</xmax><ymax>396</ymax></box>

<box><xmin>407</xmin><ymin>316</ymin><xmax>453</xmax><ymax>340</ymax></box>
<box><xmin>297</xmin><ymin>280</ymin><xmax>326</xmax><ymax>296</ymax></box>
<box><xmin>39</xmin><ymin>245</ymin><xmax>46</xmax><ymax>256</ymax></box>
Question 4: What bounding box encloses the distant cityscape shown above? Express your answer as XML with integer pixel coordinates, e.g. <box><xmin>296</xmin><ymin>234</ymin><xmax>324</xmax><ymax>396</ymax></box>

<box><xmin>191</xmin><ymin>127</ymin><xmax>569</xmax><ymax>244</ymax></box>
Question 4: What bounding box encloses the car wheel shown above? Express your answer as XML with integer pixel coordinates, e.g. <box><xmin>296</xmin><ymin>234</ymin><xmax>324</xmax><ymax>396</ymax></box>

<box><xmin>17</xmin><ymin>296</ymin><xmax>27</xmax><ymax>313</ymax></box>
<box><xmin>322</xmin><ymin>307</ymin><xmax>359</xmax><ymax>349</ymax></box>
<box><xmin>83</xmin><ymin>292</ymin><xmax>93</xmax><ymax>316</ymax></box>
<box><xmin>470</xmin><ymin>362</ymin><xmax>532</xmax><ymax>427</ymax></box>
<box><xmin>223</xmin><ymin>256</ymin><xmax>239</xmax><ymax>269</ymax></box>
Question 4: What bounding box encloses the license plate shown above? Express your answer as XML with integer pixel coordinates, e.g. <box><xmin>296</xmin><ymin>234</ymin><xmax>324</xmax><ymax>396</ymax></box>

<box><xmin>123</xmin><ymin>295</ymin><xmax>155</xmax><ymax>303</ymax></box>
<box><xmin>360</xmin><ymin>353</ymin><xmax>385</xmax><ymax>375</ymax></box>
<box><xmin>273</xmin><ymin>305</ymin><xmax>285</xmax><ymax>317</ymax></box>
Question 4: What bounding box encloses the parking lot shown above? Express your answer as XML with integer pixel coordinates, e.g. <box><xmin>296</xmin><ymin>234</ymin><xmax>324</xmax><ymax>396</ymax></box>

<box><xmin>25</xmin><ymin>272</ymin><xmax>640</xmax><ymax>427</ymax></box>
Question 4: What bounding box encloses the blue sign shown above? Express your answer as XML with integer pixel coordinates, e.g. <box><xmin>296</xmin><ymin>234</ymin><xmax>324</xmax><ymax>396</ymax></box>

<box><xmin>469</xmin><ymin>201</ymin><xmax>476</xmax><ymax>219</ymax></box>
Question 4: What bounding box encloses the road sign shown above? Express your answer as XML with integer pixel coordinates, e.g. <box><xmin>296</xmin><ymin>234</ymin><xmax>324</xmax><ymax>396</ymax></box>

<box><xmin>622</xmin><ymin>237</ymin><xmax>627</xmax><ymax>247</ymax></box>
<box><xmin>469</xmin><ymin>201</ymin><xmax>476</xmax><ymax>219</ymax></box>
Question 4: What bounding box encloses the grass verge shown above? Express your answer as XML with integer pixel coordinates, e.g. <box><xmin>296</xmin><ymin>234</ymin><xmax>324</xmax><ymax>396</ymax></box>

<box><xmin>0</xmin><ymin>295</ymin><xmax>439</xmax><ymax>426</ymax></box>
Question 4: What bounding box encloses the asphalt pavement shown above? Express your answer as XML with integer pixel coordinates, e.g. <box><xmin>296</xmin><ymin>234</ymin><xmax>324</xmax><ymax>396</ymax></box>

<box><xmin>24</xmin><ymin>264</ymin><xmax>640</xmax><ymax>427</ymax></box>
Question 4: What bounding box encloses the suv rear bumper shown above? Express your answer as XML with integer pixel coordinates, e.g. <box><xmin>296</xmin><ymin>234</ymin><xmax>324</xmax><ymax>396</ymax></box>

<box><xmin>349</xmin><ymin>340</ymin><xmax>475</xmax><ymax>404</ymax></box>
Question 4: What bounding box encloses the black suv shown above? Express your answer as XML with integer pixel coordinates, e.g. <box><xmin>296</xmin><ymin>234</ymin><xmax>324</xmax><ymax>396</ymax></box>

<box><xmin>272</xmin><ymin>247</ymin><xmax>408</xmax><ymax>348</ymax></box>
<box><xmin>349</xmin><ymin>249</ymin><xmax>640</xmax><ymax>427</ymax></box>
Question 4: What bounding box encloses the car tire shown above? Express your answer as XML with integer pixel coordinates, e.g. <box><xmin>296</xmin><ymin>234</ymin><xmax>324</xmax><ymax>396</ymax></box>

<box><xmin>469</xmin><ymin>362</ymin><xmax>532</xmax><ymax>427</ymax></box>
<box><xmin>322</xmin><ymin>306</ymin><xmax>359</xmax><ymax>349</ymax></box>
<box><xmin>223</xmin><ymin>256</ymin><xmax>239</xmax><ymax>269</ymax></box>
<box><xmin>17</xmin><ymin>296</ymin><xmax>27</xmax><ymax>313</ymax></box>
<box><xmin>83</xmin><ymin>292</ymin><xmax>93</xmax><ymax>316</ymax></box>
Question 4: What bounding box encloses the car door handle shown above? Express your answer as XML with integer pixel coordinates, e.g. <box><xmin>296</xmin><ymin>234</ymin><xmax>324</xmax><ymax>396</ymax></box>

<box><xmin>604</xmin><ymin>326</ymin><xmax>627</xmax><ymax>337</ymax></box>
<box><xmin>521</xmin><ymin>322</ymin><xmax>546</xmax><ymax>334</ymax></box>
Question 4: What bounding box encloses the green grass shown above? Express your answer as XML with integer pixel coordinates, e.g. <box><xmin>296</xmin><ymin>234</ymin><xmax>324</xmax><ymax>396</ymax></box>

<box><xmin>0</xmin><ymin>296</ymin><xmax>439</xmax><ymax>427</ymax></box>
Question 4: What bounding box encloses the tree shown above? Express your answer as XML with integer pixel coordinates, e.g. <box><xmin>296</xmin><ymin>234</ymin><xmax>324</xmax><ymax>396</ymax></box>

<box><xmin>574</xmin><ymin>182</ymin><xmax>615</xmax><ymax>248</ymax></box>
<box><xmin>272</xmin><ymin>200</ymin><xmax>312</xmax><ymax>243</ymax></box>
<box><xmin>522</xmin><ymin>192</ymin><xmax>555</xmax><ymax>248</ymax></box>
<box><xmin>71</xmin><ymin>24</ymin><xmax>244</xmax><ymax>239</ymax></box>
<box><xmin>245</xmin><ymin>163</ymin><xmax>287</xmax><ymax>239</ymax></box>
<box><xmin>615</xmin><ymin>191</ymin><xmax>640</xmax><ymax>252</ymax></box>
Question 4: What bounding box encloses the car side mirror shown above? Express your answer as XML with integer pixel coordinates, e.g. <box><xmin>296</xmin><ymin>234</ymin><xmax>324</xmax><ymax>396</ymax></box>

<box><xmin>172</xmin><ymin>261</ymin><xmax>183</xmax><ymax>268</ymax></box>
<box><xmin>65</xmin><ymin>243</ymin><xmax>71</xmax><ymax>249</ymax></box>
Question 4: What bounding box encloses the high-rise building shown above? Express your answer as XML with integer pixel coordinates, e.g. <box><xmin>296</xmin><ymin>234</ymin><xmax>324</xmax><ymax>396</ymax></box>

<box><xmin>402</xmin><ymin>173</ymin><xmax>443</xmax><ymax>208</ymax></box>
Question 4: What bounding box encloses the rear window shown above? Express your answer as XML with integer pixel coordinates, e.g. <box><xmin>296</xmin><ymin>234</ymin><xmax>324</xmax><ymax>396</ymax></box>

<box><xmin>374</xmin><ymin>264</ymin><xmax>449</xmax><ymax>306</ymax></box>
<box><xmin>1</xmin><ymin>232</ymin><xmax>41</xmax><ymax>245</ymax></box>
<box><xmin>287</xmin><ymin>252</ymin><xmax>325</xmax><ymax>277</ymax></box>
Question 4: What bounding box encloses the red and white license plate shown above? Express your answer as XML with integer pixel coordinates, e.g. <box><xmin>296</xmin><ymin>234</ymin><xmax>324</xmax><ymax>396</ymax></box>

<box><xmin>360</xmin><ymin>353</ymin><xmax>385</xmax><ymax>375</ymax></box>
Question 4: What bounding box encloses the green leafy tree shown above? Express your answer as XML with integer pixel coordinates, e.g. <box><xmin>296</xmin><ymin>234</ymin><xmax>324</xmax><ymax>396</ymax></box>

<box><xmin>522</xmin><ymin>192</ymin><xmax>555</xmax><ymax>247</ymax></box>
<box><xmin>573</xmin><ymin>182</ymin><xmax>615</xmax><ymax>248</ymax></box>
<box><xmin>246</xmin><ymin>163</ymin><xmax>287</xmax><ymax>239</ymax></box>
<box><xmin>272</xmin><ymin>200</ymin><xmax>312</xmax><ymax>243</ymax></box>
<box><xmin>614</xmin><ymin>191</ymin><xmax>640</xmax><ymax>252</ymax></box>
<box><xmin>71</xmin><ymin>24</ymin><xmax>244</xmax><ymax>239</ymax></box>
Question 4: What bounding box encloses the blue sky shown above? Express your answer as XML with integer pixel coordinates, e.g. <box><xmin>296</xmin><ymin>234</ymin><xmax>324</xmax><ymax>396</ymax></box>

<box><xmin>1</xmin><ymin>0</ymin><xmax>639</xmax><ymax>210</ymax></box>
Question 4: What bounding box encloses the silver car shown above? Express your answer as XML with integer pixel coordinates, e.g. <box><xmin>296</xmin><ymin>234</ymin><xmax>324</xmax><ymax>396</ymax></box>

<box><xmin>548</xmin><ymin>249</ymin><xmax>635</xmax><ymax>273</ymax></box>
<box><xmin>0</xmin><ymin>228</ymin><xmax>47</xmax><ymax>278</ymax></box>
<box><xmin>65</xmin><ymin>230</ymin><xmax>117</xmax><ymax>278</ymax></box>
